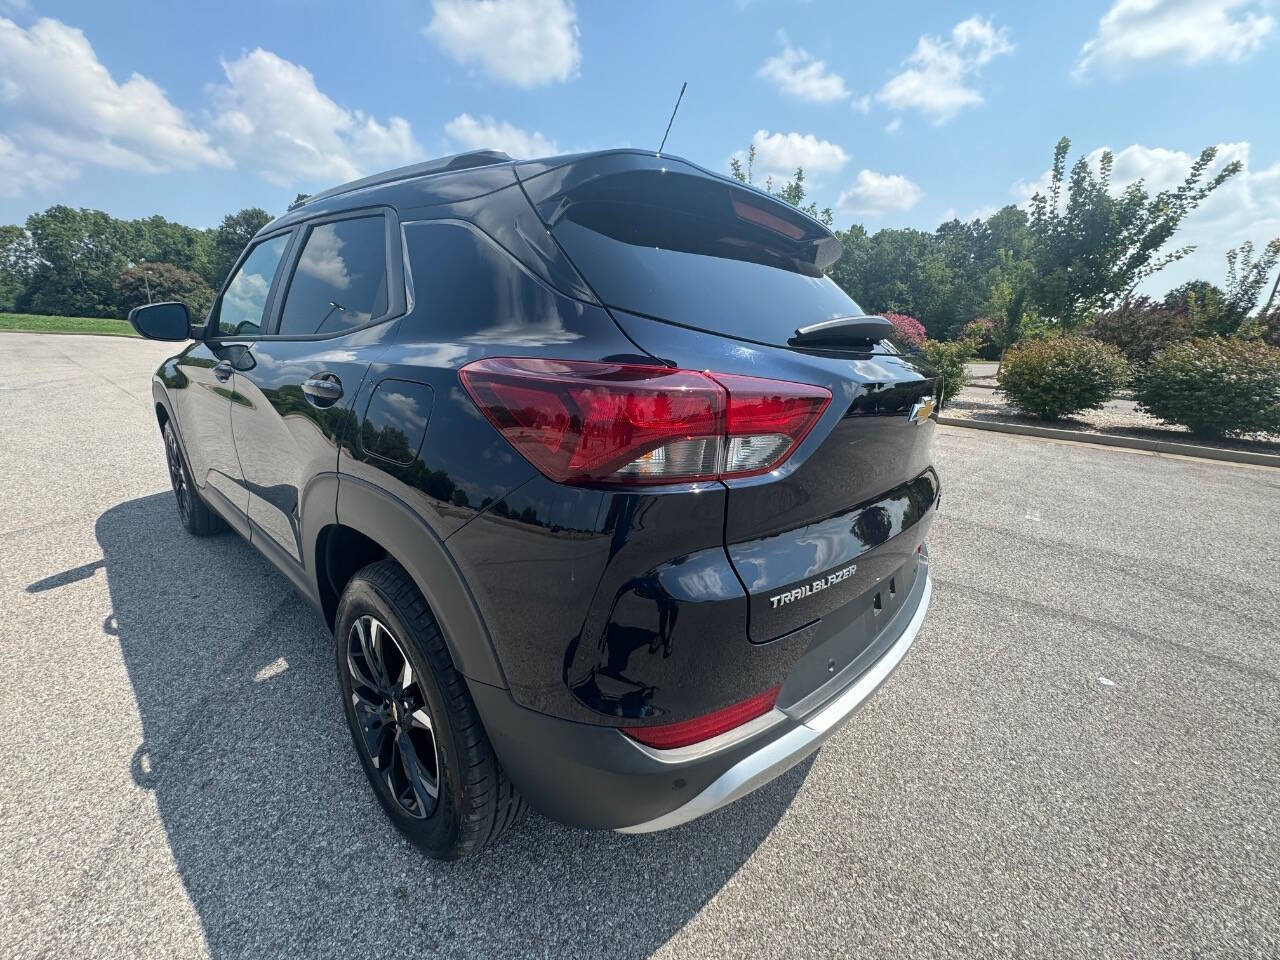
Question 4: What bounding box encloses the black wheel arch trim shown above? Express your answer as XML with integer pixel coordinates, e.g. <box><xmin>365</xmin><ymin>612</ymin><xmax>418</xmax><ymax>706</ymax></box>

<box><xmin>332</xmin><ymin>474</ymin><xmax>507</xmax><ymax>688</ymax></box>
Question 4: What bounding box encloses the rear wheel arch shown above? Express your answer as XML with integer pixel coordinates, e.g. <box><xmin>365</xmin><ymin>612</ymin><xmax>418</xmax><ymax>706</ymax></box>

<box><xmin>316</xmin><ymin>480</ymin><xmax>507</xmax><ymax>688</ymax></box>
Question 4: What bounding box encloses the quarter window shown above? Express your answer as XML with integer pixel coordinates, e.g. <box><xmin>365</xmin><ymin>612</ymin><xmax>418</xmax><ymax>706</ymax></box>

<box><xmin>217</xmin><ymin>233</ymin><xmax>290</xmax><ymax>337</ymax></box>
<box><xmin>278</xmin><ymin>216</ymin><xmax>389</xmax><ymax>336</ymax></box>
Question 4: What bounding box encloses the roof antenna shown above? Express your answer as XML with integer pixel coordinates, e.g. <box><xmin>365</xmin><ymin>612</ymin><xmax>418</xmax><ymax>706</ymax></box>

<box><xmin>657</xmin><ymin>81</ymin><xmax>687</xmax><ymax>157</ymax></box>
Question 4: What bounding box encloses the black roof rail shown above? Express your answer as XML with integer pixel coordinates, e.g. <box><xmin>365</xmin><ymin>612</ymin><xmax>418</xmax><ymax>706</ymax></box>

<box><xmin>287</xmin><ymin>149</ymin><xmax>514</xmax><ymax>210</ymax></box>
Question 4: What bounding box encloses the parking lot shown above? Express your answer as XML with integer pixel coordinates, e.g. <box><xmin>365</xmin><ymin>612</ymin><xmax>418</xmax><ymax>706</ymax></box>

<box><xmin>2</xmin><ymin>331</ymin><xmax>1277</xmax><ymax>959</ymax></box>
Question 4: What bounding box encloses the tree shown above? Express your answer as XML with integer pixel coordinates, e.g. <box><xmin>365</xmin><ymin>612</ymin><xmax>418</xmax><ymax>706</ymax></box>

<box><xmin>0</xmin><ymin>225</ymin><xmax>37</xmax><ymax>311</ymax></box>
<box><xmin>209</xmin><ymin>207</ymin><xmax>272</xmax><ymax>289</ymax></box>
<box><xmin>1223</xmin><ymin>238</ymin><xmax>1280</xmax><ymax>333</ymax></box>
<box><xmin>19</xmin><ymin>206</ymin><xmax>134</xmax><ymax>317</ymax></box>
<box><xmin>1027</xmin><ymin>136</ymin><xmax>1242</xmax><ymax>325</ymax></box>
<box><xmin>982</xmin><ymin>248</ymin><xmax>1037</xmax><ymax>363</ymax></box>
<box><xmin>729</xmin><ymin>144</ymin><xmax>833</xmax><ymax>226</ymax></box>
<box><xmin>116</xmin><ymin>262</ymin><xmax>215</xmax><ymax>321</ymax></box>
<box><xmin>828</xmin><ymin>226</ymin><xmax>954</xmax><ymax>335</ymax></box>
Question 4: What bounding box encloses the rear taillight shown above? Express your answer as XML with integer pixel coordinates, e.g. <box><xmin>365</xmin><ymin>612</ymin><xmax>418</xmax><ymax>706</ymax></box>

<box><xmin>459</xmin><ymin>358</ymin><xmax>830</xmax><ymax>486</ymax></box>
<box><xmin>623</xmin><ymin>685</ymin><xmax>782</xmax><ymax>750</ymax></box>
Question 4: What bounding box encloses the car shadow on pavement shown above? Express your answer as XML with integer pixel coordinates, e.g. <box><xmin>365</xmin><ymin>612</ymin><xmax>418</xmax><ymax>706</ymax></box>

<box><xmin>92</xmin><ymin>493</ymin><xmax>804</xmax><ymax>959</ymax></box>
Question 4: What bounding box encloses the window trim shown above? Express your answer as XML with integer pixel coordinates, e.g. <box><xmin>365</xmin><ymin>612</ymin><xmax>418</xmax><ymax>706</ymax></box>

<box><xmin>260</xmin><ymin>206</ymin><xmax>405</xmax><ymax>341</ymax></box>
<box><xmin>206</xmin><ymin>227</ymin><xmax>297</xmax><ymax>341</ymax></box>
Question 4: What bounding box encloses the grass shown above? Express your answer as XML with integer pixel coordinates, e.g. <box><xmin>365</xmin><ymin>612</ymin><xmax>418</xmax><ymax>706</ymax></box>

<box><xmin>0</xmin><ymin>312</ymin><xmax>138</xmax><ymax>337</ymax></box>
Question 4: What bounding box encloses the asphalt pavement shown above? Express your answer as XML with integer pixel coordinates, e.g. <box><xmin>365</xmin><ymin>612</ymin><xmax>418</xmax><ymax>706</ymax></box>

<box><xmin>1</xmin><ymin>331</ymin><xmax>1277</xmax><ymax>959</ymax></box>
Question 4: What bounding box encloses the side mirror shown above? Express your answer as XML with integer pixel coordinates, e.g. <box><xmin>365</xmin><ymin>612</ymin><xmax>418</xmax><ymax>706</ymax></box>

<box><xmin>128</xmin><ymin>301</ymin><xmax>192</xmax><ymax>342</ymax></box>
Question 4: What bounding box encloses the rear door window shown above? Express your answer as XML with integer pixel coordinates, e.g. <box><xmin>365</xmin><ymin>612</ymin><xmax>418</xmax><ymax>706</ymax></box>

<box><xmin>277</xmin><ymin>216</ymin><xmax>390</xmax><ymax>336</ymax></box>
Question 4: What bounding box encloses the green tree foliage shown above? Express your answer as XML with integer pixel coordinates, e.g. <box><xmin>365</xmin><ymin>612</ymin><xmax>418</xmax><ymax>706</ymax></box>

<box><xmin>0</xmin><ymin>204</ymin><xmax>272</xmax><ymax>319</ymax></box>
<box><xmin>0</xmin><ymin>225</ymin><xmax>37</xmax><ymax>311</ymax></box>
<box><xmin>1026</xmin><ymin>137</ymin><xmax>1241</xmax><ymax>325</ymax></box>
<box><xmin>830</xmin><ymin>206</ymin><xmax>1033</xmax><ymax>340</ymax></box>
<box><xmin>210</xmin><ymin>207</ymin><xmax>273</xmax><ymax>289</ymax></box>
<box><xmin>116</xmin><ymin>262</ymin><xmax>215</xmax><ymax>320</ymax></box>
<box><xmin>19</xmin><ymin>206</ymin><xmax>135</xmax><ymax>317</ymax></box>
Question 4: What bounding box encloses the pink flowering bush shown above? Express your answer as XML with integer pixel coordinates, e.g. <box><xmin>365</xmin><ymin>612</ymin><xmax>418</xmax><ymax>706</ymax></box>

<box><xmin>882</xmin><ymin>312</ymin><xmax>926</xmax><ymax>350</ymax></box>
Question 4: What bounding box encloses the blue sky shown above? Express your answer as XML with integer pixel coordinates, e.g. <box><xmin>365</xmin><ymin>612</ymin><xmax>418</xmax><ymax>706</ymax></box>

<box><xmin>1</xmin><ymin>0</ymin><xmax>1278</xmax><ymax>292</ymax></box>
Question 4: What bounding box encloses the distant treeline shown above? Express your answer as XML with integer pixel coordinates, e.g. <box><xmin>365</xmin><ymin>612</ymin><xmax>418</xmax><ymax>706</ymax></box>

<box><xmin>0</xmin><ymin>206</ymin><xmax>272</xmax><ymax>320</ymax></box>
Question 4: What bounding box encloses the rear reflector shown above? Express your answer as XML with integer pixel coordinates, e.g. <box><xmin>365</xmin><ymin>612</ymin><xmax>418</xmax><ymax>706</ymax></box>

<box><xmin>622</xmin><ymin>685</ymin><xmax>782</xmax><ymax>750</ymax></box>
<box><xmin>459</xmin><ymin>358</ymin><xmax>829</xmax><ymax>486</ymax></box>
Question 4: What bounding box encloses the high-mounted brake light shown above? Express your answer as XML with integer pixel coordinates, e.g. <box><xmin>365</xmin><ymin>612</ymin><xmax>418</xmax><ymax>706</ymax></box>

<box><xmin>622</xmin><ymin>685</ymin><xmax>781</xmax><ymax>750</ymax></box>
<box><xmin>458</xmin><ymin>358</ymin><xmax>830</xmax><ymax>486</ymax></box>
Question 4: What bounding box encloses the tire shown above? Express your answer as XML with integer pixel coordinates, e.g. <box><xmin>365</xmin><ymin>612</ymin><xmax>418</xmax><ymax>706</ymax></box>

<box><xmin>335</xmin><ymin>559</ymin><xmax>525</xmax><ymax>859</ymax></box>
<box><xmin>163</xmin><ymin>419</ymin><xmax>225</xmax><ymax>536</ymax></box>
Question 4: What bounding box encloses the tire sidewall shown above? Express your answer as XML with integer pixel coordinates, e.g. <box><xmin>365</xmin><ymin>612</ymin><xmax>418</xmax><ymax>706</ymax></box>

<box><xmin>335</xmin><ymin>574</ymin><xmax>466</xmax><ymax>857</ymax></box>
<box><xmin>162</xmin><ymin>420</ymin><xmax>194</xmax><ymax>529</ymax></box>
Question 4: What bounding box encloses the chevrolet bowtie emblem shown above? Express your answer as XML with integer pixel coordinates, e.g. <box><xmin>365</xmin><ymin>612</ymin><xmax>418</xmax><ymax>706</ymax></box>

<box><xmin>908</xmin><ymin>397</ymin><xmax>936</xmax><ymax>424</ymax></box>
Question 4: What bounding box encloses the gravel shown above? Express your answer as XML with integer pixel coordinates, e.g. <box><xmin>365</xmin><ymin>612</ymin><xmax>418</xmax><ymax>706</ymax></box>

<box><xmin>2</xmin><ymin>332</ymin><xmax>1278</xmax><ymax>959</ymax></box>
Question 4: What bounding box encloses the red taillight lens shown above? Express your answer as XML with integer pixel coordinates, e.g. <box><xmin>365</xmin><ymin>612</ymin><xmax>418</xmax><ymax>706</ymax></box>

<box><xmin>459</xmin><ymin>358</ymin><xmax>830</xmax><ymax>486</ymax></box>
<box><xmin>623</xmin><ymin>685</ymin><xmax>781</xmax><ymax>750</ymax></box>
<box><xmin>712</xmin><ymin>373</ymin><xmax>831</xmax><ymax>479</ymax></box>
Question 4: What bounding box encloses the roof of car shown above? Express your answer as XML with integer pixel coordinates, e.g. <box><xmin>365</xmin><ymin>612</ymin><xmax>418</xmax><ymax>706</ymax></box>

<box><xmin>257</xmin><ymin>147</ymin><xmax>835</xmax><ymax>239</ymax></box>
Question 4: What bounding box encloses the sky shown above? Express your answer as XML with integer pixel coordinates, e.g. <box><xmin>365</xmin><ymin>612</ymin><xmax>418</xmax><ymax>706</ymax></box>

<box><xmin>1</xmin><ymin>0</ymin><xmax>1278</xmax><ymax>293</ymax></box>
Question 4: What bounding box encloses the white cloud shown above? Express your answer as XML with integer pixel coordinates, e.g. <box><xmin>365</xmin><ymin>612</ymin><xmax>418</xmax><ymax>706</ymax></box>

<box><xmin>1076</xmin><ymin>0</ymin><xmax>1274</xmax><ymax>77</ymax></box>
<box><xmin>837</xmin><ymin>170</ymin><xmax>923</xmax><ymax>215</ymax></box>
<box><xmin>885</xmin><ymin>117</ymin><xmax>903</xmax><ymax>135</ymax></box>
<box><xmin>851</xmin><ymin>94</ymin><xmax>871</xmax><ymax>114</ymax></box>
<box><xmin>0</xmin><ymin>16</ymin><xmax>228</xmax><ymax>187</ymax></box>
<box><xmin>0</xmin><ymin>133</ymin><xmax>78</xmax><ymax>197</ymax></box>
<box><xmin>444</xmin><ymin>113</ymin><xmax>557</xmax><ymax>158</ymax></box>
<box><xmin>730</xmin><ymin>130</ymin><xmax>849</xmax><ymax>187</ymax></box>
<box><xmin>208</xmin><ymin>49</ymin><xmax>420</xmax><ymax>188</ymax></box>
<box><xmin>877</xmin><ymin>16</ymin><xmax>1013</xmax><ymax>124</ymax></box>
<box><xmin>758</xmin><ymin>45</ymin><xmax>850</xmax><ymax>102</ymax></box>
<box><xmin>425</xmin><ymin>0</ymin><xmax>580</xmax><ymax>88</ymax></box>
<box><xmin>1013</xmin><ymin>141</ymin><xmax>1280</xmax><ymax>293</ymax></box>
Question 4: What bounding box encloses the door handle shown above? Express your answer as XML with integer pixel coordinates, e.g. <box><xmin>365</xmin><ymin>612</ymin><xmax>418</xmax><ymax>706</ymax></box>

<box><xmin>302</xmin><ymin>374</ymin><xmax>343</xmax><ymax>406</ymax></box>
<box><xmin>213</xmin><ymin>360</ymin><xmax>233</xmax><ymax>383</ymax></box>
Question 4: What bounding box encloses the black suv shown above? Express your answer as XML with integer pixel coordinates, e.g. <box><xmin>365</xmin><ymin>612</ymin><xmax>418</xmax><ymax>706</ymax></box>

<box><xmin>130</xmin><ymin>149</ymin><xmax>939</xmax><ymax>859</ymax></box>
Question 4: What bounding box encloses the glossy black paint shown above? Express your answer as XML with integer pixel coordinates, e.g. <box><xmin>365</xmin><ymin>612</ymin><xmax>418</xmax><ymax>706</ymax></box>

<box><xmin>141</xmin><ymin>148</ymin><xmax>939</xmax><ymax>828</ymax></box>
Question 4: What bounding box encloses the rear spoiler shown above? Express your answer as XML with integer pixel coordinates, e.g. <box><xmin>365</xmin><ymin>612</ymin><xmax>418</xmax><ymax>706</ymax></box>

<box><xmin>516</xmin><ymin>150</ymin><xmax>843</xmax><ymax>272</ymax></box>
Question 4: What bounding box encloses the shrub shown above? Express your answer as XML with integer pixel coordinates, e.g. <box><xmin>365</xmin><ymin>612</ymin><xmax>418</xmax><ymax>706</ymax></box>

<box><xmin>882</xmin><ymin>312</ymin><xmax>926</xmax><ymax>351</ymax></box>
<box><xmin>998</xmin><ymin>337</ymin><xmax>1129</xmax><ymax>420</ymax></box>
<box><xmin>1086</xmin><ymin>296</ymin><xmax>1199</xmax><ymax>365</ymax></box>
<box><xmin>1134</xmin><ymin>337</ymin><xmax>1280</xmax><ymax>437</ymax></box>
<box><xmin>959</xmin><ymin>316</ymin><xmax>1001</xmax><ymax>359</ymax></box>
<box><xmin>919</xmin><ymin>338</ymin><xmax>974</xmax><ymax>407</ymax></box>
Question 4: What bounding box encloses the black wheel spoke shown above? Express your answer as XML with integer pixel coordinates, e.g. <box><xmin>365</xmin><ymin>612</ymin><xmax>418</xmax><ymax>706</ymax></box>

<box><xmin>344</xmin><ymin>614</ymin><xmax>439</xmax><ymax>820</ymax></box>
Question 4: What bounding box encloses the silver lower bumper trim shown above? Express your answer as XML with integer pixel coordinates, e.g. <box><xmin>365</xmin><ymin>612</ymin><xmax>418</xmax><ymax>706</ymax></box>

<box><xmin>616</xmin><ymin>567</ymin><xmax>932</xmax><ymax>834</ymax></box>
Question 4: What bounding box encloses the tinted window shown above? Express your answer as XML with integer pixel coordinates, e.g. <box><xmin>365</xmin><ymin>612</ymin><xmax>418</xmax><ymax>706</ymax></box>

<box><xmin>403</xmin><ymin>221</ymin><xmax>582</xmax><ymax>343</ymax></box>
<box><xmin>527</xmin><ymin>166</ymin><xmax>863</xmax><ymax>348</ymax></box>
<box><xmin>278</xmin><ymin>217</ymin><xmax>389</xmax><ymax>336</ymax></box>
<box><xmin>217</xmin><ymin>234</ymin><xmax>289</xmax><ymax>337</ymax></box>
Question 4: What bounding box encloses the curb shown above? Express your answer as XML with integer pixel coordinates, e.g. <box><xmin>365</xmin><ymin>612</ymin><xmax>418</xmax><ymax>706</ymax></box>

<box><xmin>937</xmin><ymin>415</ymin><xmax>1280</xmax><ymax>469</ymax></box>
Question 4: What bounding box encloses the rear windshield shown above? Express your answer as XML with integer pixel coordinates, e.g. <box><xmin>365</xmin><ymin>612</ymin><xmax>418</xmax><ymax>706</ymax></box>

<box><xmin>528</xmin><ymin>165</ymin><xmax>863</xmax><ymax>347</ymax></box>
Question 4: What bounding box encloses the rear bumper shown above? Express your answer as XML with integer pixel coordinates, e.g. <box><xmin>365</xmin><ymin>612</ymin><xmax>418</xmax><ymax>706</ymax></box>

<box><xmin>469</xmin><ymin>557</ymin><xmax>932</xmax><ymax>832</ymax></box>
<box><xmin>619</xmin><ymin>565</ymin><xmax>931</xmax><ymax>832</ymax></box>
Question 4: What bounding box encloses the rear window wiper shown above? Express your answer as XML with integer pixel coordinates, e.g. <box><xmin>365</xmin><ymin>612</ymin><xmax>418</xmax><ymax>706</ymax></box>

<box><xmin>790</xmin><ymin>316</ymin><xmax>894</xmax><ymax>348</ymax></box>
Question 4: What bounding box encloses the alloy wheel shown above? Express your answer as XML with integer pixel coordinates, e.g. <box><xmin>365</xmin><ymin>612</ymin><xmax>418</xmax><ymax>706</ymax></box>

<box><xmin>345</xmin><ymin>615</ymin><xmax>440</xmax><ymax>818</ymax></box>
<box><xmin>164</xmin><ymin>427</ymin><xmax>193</xmax><ymax>525</ymax></box>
